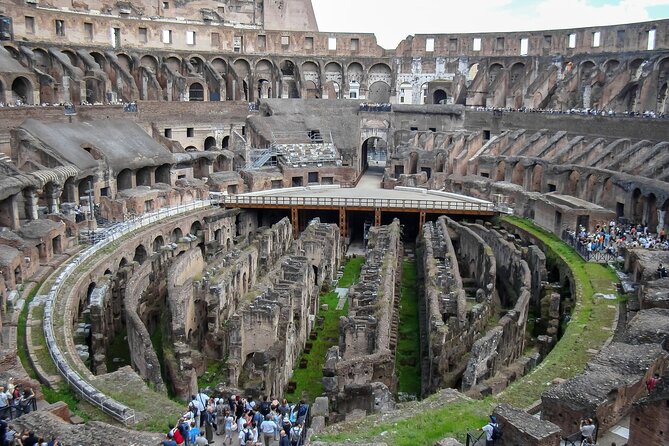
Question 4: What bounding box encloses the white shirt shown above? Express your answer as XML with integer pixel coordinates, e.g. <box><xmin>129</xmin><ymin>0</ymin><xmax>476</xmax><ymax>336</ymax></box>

<box><xmin>482</xmin><ymin>423</ymin><xmax>496</xmax><ymax>441</ymax></box>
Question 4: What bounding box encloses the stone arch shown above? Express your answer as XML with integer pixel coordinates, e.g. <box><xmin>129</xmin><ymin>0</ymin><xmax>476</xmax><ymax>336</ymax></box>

<box><xmin>204</xmin><ymin>136</ymin><xmax>217</xmax><ymax>151</ymax></box>
<box><xmin>369</xmin><ymin>62</ymin><xmax>391</xmax><ymax>77</ymax></box>
<box><xmin>221</xmin><ymin>136</ymin><xmax>230</xmax><ymax>149</ymax></box>
<box><xmin>32</xmin><ymin>48</ymin><xmax>51</xmax><ymax>71</ymax></box>
<box><xmin>211</xmin><ymin>57</ymin><xmax>227</xmax><ymax>74</ymax></box>
<box><xmin>3</xmin><ymin>45</ymin><xmax>20</xmax><ymax>60</ymax></box>
<box><xmin>189</xmin><ymin>82</ymin><xmax>204</xmax><ymax>101</ymax></box>
<box><xmin>133</xmin><ymin>244</ymin><xmax>148</xmax><ymax>265</ymax></box>
<box><xmin>62</xmin><ymin>176</ymin><xmax>76</xmax><ymax>203</ymax></box>
<box><xmin>509</xmin><ymin>62</ymin><xmax>526</xmax><ymax>87</ymax></box>
<box><xmin>530</xmin><ymin>164</ymin><xmax>543</xmax><ymax>192</ymax></box>
<box><xmin>420</xmin><ymin>83</ymin><xmax>428</xmax><ymax>104</ymax></box>
<box><xmin>565</xmin><ymin>170</ymin><xmax>580</xmax><ymax>196</ymax></box>
<box><xmin>136</xmin><ymin>167</ymin><xmax>151</xmax><ymax>186</ymax></box>
<box><xmin>347</xmin><ymin>62</ymin><xmax>363</xmax><ymax>83</ymax></box>
<box><xmin>140</xmin><ymin>55</ymin><xmax>159</xmax><ymax>73</ymax></box>
<box><xmin>117</xmin><ymin>53</ymin><xmax>133</xmax><ymax>71</ymax></box>
<box><xmin>188</xmin><ymin>56</ymin><xmax>205</xmax><ymax>74</ymax></box>
<box><xmin>255</xmin><ymin>58</ymin><xmax>273</xmax><ymax>74</ymax></box>
<box><xmin>658</xmin><ymin>82</ymin><xmax>669</xmax><ymax>115</ymax></box>
<box><xmin>279</xmin><ymin>59</ymin><xmax>295</xmax><ymax>76</ymax></box>
<box><xmin>11</xmin><ymin>76</ymin><xmax>33</xmax><ymax>104</ymax></box>
<box><xmin>583</xmin><ymin>174</ymin><xmax>599</xmax><ymax>202</ymax></box>
<box><xmin>368</xmin><ymin>81</ymin><xmax>391</xmax><ymax>103</ymax></box>
<box><xmin>117</xmin><ymin>169</ymin><xmax>132</xmax><ymax>191</ymax></box>
<box><xmin>234</xmin><ymin>58</ymin><xmax>251</xmax><ymax>77</ymax></box>
<box><xmin>155</xmin><ymin>164</ymin><xmax>172</xmax><ymax>185</ymax></box>
<box><xmin>171</xmin><ymin>227</ymin><xmax>183</xmax><ymax>243</ymax></box>
<box><xmin>630</xmin><ymin>58</ymin><xmax>645</xmax><ymax>78</ymax></box>
<box><xmin>190</xmin><ymin>220</ymin><xmax>203</xmax><ymax>236</ymax></box>
<box><xmin>152</xmin><ymin>235</ymin><xmax>164</xmax><ymax>253</ymax></box>
<box><xmin>361</xmin><ymin>137</ymin><xmax>388</xmax><ymax>171</ymax></box>
<box><xmin>579</xmin><ymin>60</ymin><xmax>596</xmax><ymax>81</ymax></box>
<box><xmin>601</xmin><ymin>178</ymin><xmax>614</xmax><ymax>209</ymax></box>
<box><xmin>511</xmin><ymin>162</ymin><xmax>524</xmax><ymax>186</ymax></box>
<box><xmin>257</xmin><ymin>78</ymin><xmax>271</xmax><ymax>99</ymax></box>
<box><xmin>603</xmin><ymin>59</ymin><xmax>620</xmax><ymax>80</ymax></box>
<box><xmin>61</xmin><ymin>49</ymin><xmax>81</xmax><ymax>69</ymax></box>
<box><xmin>164</xmin><ymin>56</ymin><xmax>181</xmax><ymax>73</ymax></box>
<box><xmin>90</xmin><ymin>51</ymin><xmax>107</xmax><ymax>70</ymax></box>
<box><xmin>324</xmin><ymin>62</ymin><xmax>342</xmax><ymax>99</ymax></box>
<box><xmin>433</xmin><ymin>89</ymin><xmax>447</xmax><ymax>104</ymax></box>
<box><xmin>488</xmin><ymin>63</ymin><xmax>503</xmax><ymax>85</ymax></box>
<box><xmin>119</xmin><ymin>257</ymin><xmax>128</xmax><ymax>269</ymax></box>
<box><xmin>661</xmin><ymin>199</ymin><xmax>669</xmax><ymax>231</ymax></box>
<box><xmin>185</xmin><ymin>145</ymin><xmax>198</xmax><ymax>152</ymax></box>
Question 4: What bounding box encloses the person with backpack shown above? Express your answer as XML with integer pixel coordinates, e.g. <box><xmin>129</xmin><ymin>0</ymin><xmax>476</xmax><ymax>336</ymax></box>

<box><xmin>289</xmin><ymin>422</ymin><xmax>304</xmax><ymax>446</ymax></box>
<box><xmin>238</xmin><ymin>422</ymin><xmax>255</xmax><ymax>445</ymax></box>
<box><xmin>480</xmin><ymin>415</ymin><xmax>502</xmax><ymax>445</ymax></box>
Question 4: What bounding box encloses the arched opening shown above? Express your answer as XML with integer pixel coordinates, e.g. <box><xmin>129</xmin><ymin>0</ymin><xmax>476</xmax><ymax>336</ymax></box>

<box><xmin>11</xmin><ymin>76</ymin><xmax>33</xmax><ymax>104</ymax></box>
<box><xmin>467</xmin><ymin>63</ymin><xmax>479</xmax><ymax>82</ymax></box>
<box><xmin>136</xmin><ymin>167</ymin><xmax>151</xmax><ymax>187</ymax></box>
<box><xmin>204</xmin><ymin>136</ymin><xmax>217</xmax><ymax>151</ymax></box>
<box><xmin>647</xmin><ymin>193</ymin><xmax>658</xmax><ymax>230</ymax></box>
<box><xmin>189</xmin><ymin>82</ymin><xmax>204</xmax><ymax>101</ymax></box>
<box><xmin>494</xmin><ymin>160</ymin><xmax>506</xmax><ymax>182</ymax></box>
<box><xmin>152</xmin><ymin>235</ymin><xmax>164</xmax><ymax>253</ymax></box>
<box><xmin>257</xmin><ymin>79</ymin><xmax>271</xmax><ymax>99</ymax></box>
<box><xmin>433</xmin><ymin>89</ymin><xmax>447</xmax><ymax>104</ymax></box>
<box><xmin>530</xmin><ymin>164</ymin><xmax>543</xmax><ymax>192</ymax></box>
<box><xmin>398</xmin><ymin>82</ymin><xmax>412</xmax><ymax>104</ymax></box>
<box><xmin>566</xmin><ymin>171</ymin><xmax>580</xmax><ymax>196</ymax></box>
<box><xmin>133</xmin><ymin>244</ymin><xmax>148</xmax><ymax>265</ymax></box>
<box><xmin>62</xmin><ymin>177</ymin><xmax>76</xmax><ymax>203</ymax></box>
<box><xmin>118</xmin><ymin>257</ymin><xmax>128</xmax><ymax>269</ymax></box>
<box><xmin>511</xmin><ymin>162</ymin><xmax>525</xmax><ymax>186</ymax></box>
<box><xmin>117</xmin><ymin>169</ymin><xmax>133</xmax><ymax>190</ymax></box>
<box><xmin>361</xmin><ymin>137</ymin><xmax>388</xmax><ymax>173</ymax></box>
<box><xmin>221</xmin><ymin>136</ymin><xmax>230</xmax><ymax>149</ymax></box>
<box><xmin>171</xmin><ymin>227</ymin><xmax>183</xmax><ymax>243</ymax></box>
<box><xmin>488</xmin><ymin>64</ymin><xmax>503</xmax><ymax>85</ymax></box>
<box><xmin>280</xmin><ymin>60</ymin><xmax>295</xmax><ymax>76</ymax></box>
<box><xmin>304</xmin><ymin>80</ymin><xmax>319</xmax><ymax>99</ymax></box>
<box><xmin>214</xmin><ymin>229</ymin><xmax>222</xmax><ymax>243</ymax></box>
<box><xmin>190</xmin><ymin>221</ymin><xmax>202</xmax><ymax>237</ymax></box>
<box><xmin>155</xmin><ymin>164</ymin><xmax>172</xmax><ymax>185</ymax></box>
<box><xmin>509</xmin><ymin>63</ymin><xmax>526</xmax><ymax>88</ymax></box>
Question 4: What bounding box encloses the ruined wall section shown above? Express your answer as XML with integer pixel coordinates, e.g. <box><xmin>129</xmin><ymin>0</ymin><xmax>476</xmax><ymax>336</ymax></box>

<box><xmin>225</xmin><ymin>219</ymin><xmax>340</xmax><ymax>396</ymax></box>
<box><xmin>460</xmin><ymin>222</ymin><xmax>532</xmax><ymax>390</ymax></box>
<box><xmin>333</xmin><ymin>219</ymin><xmax>402</xmax><ymax>398</ymax></box>
<box><xmin>418</xmin><ymin>217</ymin><xmax>497</xmax><ymax>392</ymax></box>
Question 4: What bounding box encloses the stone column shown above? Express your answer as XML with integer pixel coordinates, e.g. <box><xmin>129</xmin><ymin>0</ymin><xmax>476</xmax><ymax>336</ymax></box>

<box><xmin>24</xmin><ymin>189</ymin><xmax>39</xmax><ymax>221</ymax></box>
<box><xmin>47</xmin><ymin>184</ymin><xmax>62</xmax><ymax>214</ymax></box>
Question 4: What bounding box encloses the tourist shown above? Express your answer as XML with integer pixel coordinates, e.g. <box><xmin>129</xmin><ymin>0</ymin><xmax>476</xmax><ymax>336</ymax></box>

<box><xmin>239</xmin><ymin>422</ymin><xmax>255</xmax><ymax>445</ymax></box>
<box><xmin>188</xmin><ymin>421</ymin><xmax>200</xmax><ymax>445</ymax></box>
<box><xmin>646</xmin><ymin>373</ymin><xmax>660</xmax><ymax>393</ymax></box>
<box><xmin>216</xmin><ymin>403</ymin><xmax>226</xmax><ymax>435</ymax></box>
<box><xmin>204</xmin><ymin>406</ymin><xmax>215</xmax><ymax>444</ymax></box>
<box><xmin>260</xmin><ymin>414</ymin><xmax>278</xmax><ymax>446</ymax></box>
<box><xmin>579</xmin><ymin>418</ymin><xmax>595</xmax><ymax>443</ymax></box>
<box><xmin>223</xmin><ymin>409</ymin><xmax>235</xmax><ymax>444</ymax></box>
<box><xmin>168</xmin><ymin>423</ymin><xmax>185</xmax><ymax>446</ymax></box>
<box><xmin>289</xmin><ymin>422</ymin><xmax>303</xmax><ymax>446</ymax></box>
<box><xmin>480</xmin><ymin>415</ymin><xmax>499</xmax><ymax>446</ymax></box>
<box><xmin>194</xmin><ymin>432</ymin><xmax>208</xmax><ymax>446</ymax></box>
<box><xmin>278</xmin><ymin>429</ymin><xmax>291</xmax><ymax>446</ymax></box>
<box><xmin>0</xmin><ymin>387</ymin><xmax>10</xmax><ymax>418</ymax></box>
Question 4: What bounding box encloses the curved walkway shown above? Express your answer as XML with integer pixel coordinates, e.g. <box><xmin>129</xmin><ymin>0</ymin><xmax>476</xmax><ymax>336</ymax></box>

<box><xmin>42</xmin><ymin>200</ymin><xmax>214</xmax><ymax>424</ymax></box>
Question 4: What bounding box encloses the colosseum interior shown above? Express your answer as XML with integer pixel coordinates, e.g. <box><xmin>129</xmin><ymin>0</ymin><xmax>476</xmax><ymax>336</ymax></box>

<box><xmin>0</xmin><ymin>0</ymin><xmax>668</xmax><ymax>445</ymax></box>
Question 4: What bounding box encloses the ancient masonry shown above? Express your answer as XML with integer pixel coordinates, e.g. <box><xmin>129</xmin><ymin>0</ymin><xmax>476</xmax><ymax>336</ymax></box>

<box><xmin>0</xmin><ymin>0</ymin><xmax>667</xmax><ymax>444</ymax></box>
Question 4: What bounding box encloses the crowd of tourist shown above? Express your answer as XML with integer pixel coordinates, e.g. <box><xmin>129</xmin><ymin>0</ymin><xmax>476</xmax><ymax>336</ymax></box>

<box><xmin>565</xmin><ymin>221</ymin><xmax>669</xmax><ymax>259</ymax></box>
<box><xmin>162</xmin><ymin>391</ymin><xmax>308</xmax><ymax>446</ymax></box>
<box><xmin>470</xmin><ymin>105</ymin><xmax>669</xmax><ymax>119</ymax></box>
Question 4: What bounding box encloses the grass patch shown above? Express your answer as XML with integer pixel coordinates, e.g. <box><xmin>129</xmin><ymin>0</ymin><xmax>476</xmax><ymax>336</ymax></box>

<box><xmin>17</xmin><ymin>282</ymin><xmax>43</xmax><ymax>381</ymax></box>
<box><xmin>285</xmin><ymin>256</ymin><xmax>364</xmax><ymax>402</ymax></box>
<box><xmin>198</xmin><ymin>358</ymin><xmax>228</xmax><ymax>389</ymax></box>
<box><xmin>396</xmin><ymin>259</ymin><xmax>421</xmax><ymax>397</ymax></box>
<box><xmin>106</xmin><ymin>328</ymin><xmax>132</xmax><ymax>373</ymax></box>
<box><xmin>316</xmin><ymin>216</ymin><xmax>618</xmax><ymax>445</ymax></box>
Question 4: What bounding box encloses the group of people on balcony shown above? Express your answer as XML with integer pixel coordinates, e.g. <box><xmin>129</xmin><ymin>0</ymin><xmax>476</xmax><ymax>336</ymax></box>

<box><xmin>566</xmin><ymin>221</ymin><xmax>669</xmax><ymax>257</ymax></box>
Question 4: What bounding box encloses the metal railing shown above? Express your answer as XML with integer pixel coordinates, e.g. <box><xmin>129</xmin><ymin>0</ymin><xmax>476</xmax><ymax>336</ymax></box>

<box><xmin>221</xmin><ymin>195</ymin><xmax>495</xmax><ymax>212</ymax></box>
<box><xmin>466</xmin><ymin>431</ymin><xmax>486</xmax><ymax>446</ymax></box>
<box><xmin>562</xmin><ymin>231</ymin><xmax>618</xmax><ymax>263</ymax></box>
<box><xmin>0</xmin><ymin>398</ymin><xmax>37</xmax><ymax>420</ymax></box>
<box><xmin>43</xmin><ymin>200</ymin><xmax>214</xmax><ymax>425</ymax></box>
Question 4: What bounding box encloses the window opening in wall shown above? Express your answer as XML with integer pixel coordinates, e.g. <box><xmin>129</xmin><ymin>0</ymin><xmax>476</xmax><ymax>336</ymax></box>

<box><xmin>241</xmin><ymin>126</ymin><xmax>246</xmax><ymax>136</ymax></box>
<box><xmin>304</xmin><ymin>36</ymin><xmax>313</xmax><ymax>50</ymax></box>
<box><xmin>473</xmin><ymin>37</ymin><xmax>481</xmax><ymax>51</ymax></box>
<box><xmin>233</xmin><ymin>35</ymin><xmax>242</xmax><ymax>52</ymax></box>
<box><xmin>350</xmin><ymin>38</ymin><xmax>359</xmax><ymax>51</ymax></box>
<box><xmin>308</xmin><ymin>172</ymin><xmax>319</xmax><ymax>184</ymax></box>
<box><xmin>425</xmin><ymin>37</ymin><xmax>435</xmax><ymax>52</ymax></box>
<box><xmin>480</xmin><ymin>172</ymin><xmax>489</xmax><ymax>178</ymax></box>
<box><xmin>281</xmin><ymin>35</ymin><xmax>290</xmax><ymax>47</ymax></box>
<box><xmin>568</xmin><ymin>33</ymin><xmax>577</xmax><ymax>48</ymax></box>
<box><xmin>520</xmin><ymin>37</ymin><xmax>529</xmax><ymax>55</ymax></box>
<box><xmin>616</xmin><ymin>29</ymin><xmax>625</xmax><ymax>47</ymax></box>
<box><xmin>162</xmin><ymin>1</ymin><xmax>169</xmax><ymax>9</ymax></box>
<box><xmin>111</xmin><ymin>27</ymin><xmax>121</xmax><ymax>48</ymax></box>
<box><xmin>211</xmin><ymin>32</ymin><xmax>220</xmax><ymax>47</ymax></box>
<box><xmin>187</xmin><ymin>127</ymin><xmax>194</xmax><ymax>137</ymax></box>
<box><xmin>162</xmin><ymin>29</ymin><xmax>172</xmax><ymax>44</ymax></box>
<box><xmin>218</xmin><ymin>6</ymin><xmax>224</xmax><ymax>15</ymax></box>
<box><xmin>483</xmin><ymin>130</ymin><xmax>491</xmax><ymax>140</ymax></box>
<box><xmin>84</xmin><ymin>22</ymin><xmax>93</xmax><ymax>40</ymax></box>
<box><xmin>164</xmin><ymin>128</ymin><xmax>172</xmax><ymax>138</ymax></box>
<box><xmin>328</xmin><ymin>37</ymin><xmax>337</xmax><ymax>50</ymax></box>
<box><xmin>257</xmin><ymin>34</ymin><xmax>266</xmax><ymax>50</ymax></box>
<box><xmin>25</xmin><ymin>16</ymin><xmax>34</xmax><ymax>34</ymax></box>
<box><xmin>592</xmin><ymin>31</ymin><xmax>601</xmax><ymax>47</ymax></box>
<box><xmin>449</xmin><ymin>38</ymin><xmax>457</xmax><ymax>51</ymax></box>
<box><xmin>187</xmin><ymin>31</ymin><xmax>196</xmax><ymax>45</ymax></box>
<box><xmin>139</xmin><ymin>27</ymin><xmax>147</xmax><ymax>43</ymax></box>
<box><xmin>648</xmin><ymin>28</ymin><xmax>656</xmax><ymax>50</ymax></box>
<box><xmin>410</xmin><ymin>126</ymin><xmax>418</xmax><ymax>131</ymax></box>
<box><xmin>543</xmin><ymin>35</ymin><xmax>552</xmax><ymax>48</ymax></box>
<box><xmin>495</xmin><ymin>36</ymin><xmax>505</xmax><ymax>50</ymax></box>
<box><xmin>55</xmin><ymin>19</ymin><xmax>65</xmax><ymax>36</ymax></box>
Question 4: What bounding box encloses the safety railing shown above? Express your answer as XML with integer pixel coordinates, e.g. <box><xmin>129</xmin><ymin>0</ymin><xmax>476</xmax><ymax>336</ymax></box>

<box><xmin>43</xmin><ymin>200</ymin><xmax>213</xmax><ymax>425</ymax></box>
<box><xmin>562</xmin><ymin>231</ymin><xmax>618</xmax><ymax>263</ymax></box>
<box><xmin>465</xmin><ymin>430</ymin><xmax>486</xmax><ymax>446</ymax></box>
<box><xmin>221</xmin><ymin>195</ymin><xmax>495</xmax><ymax>213</ymax></box>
